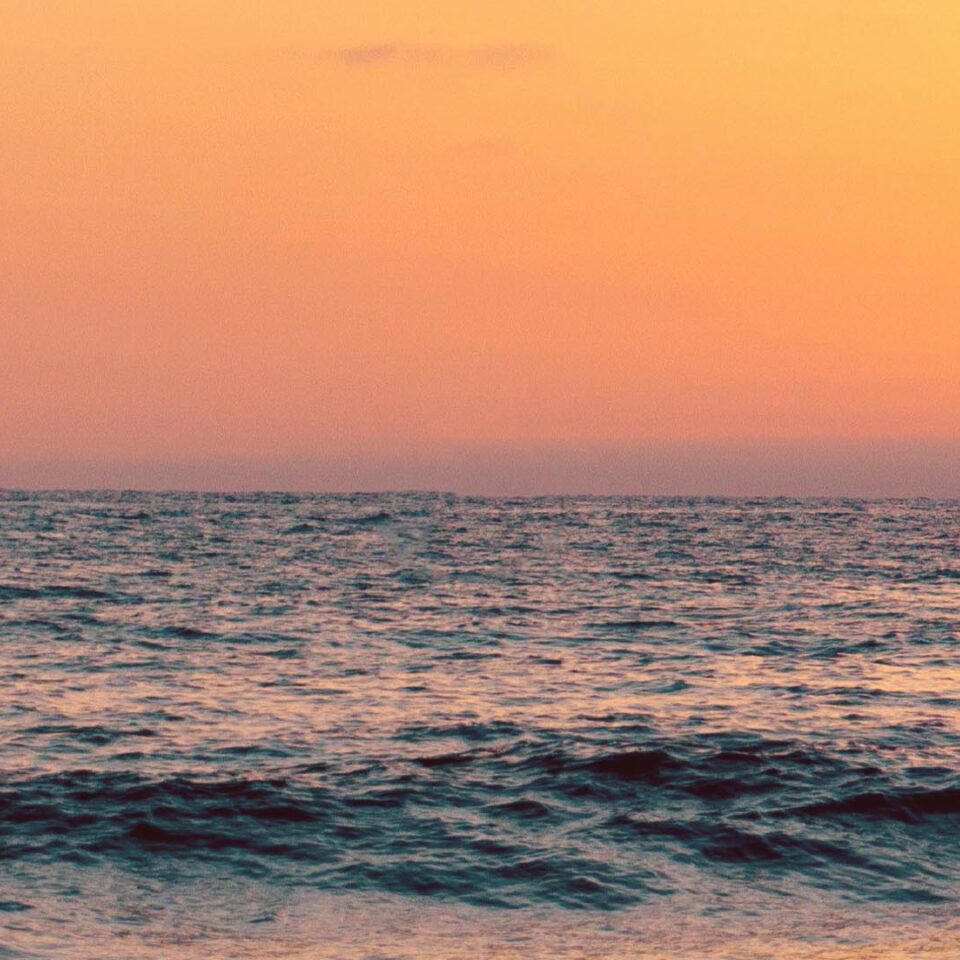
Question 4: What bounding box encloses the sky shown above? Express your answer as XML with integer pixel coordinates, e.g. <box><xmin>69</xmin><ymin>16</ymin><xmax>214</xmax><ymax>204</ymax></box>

<box><xmin>2</xmin><ymin>2</ymin><xmax>959</xmax><ymax>493</ymax></box>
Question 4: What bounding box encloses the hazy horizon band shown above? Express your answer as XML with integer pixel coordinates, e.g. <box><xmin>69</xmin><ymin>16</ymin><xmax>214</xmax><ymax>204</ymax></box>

<box><xmin>4</xmin><ymin>438</ymin><xmax>960</xmax><ymax>497</ymax></box>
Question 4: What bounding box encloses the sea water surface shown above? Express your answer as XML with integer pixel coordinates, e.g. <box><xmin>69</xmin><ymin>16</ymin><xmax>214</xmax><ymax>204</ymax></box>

<box><xmin>1</xmin><ymin>491</ymin><xmax>958</xmax><ymax>958</ymax></box>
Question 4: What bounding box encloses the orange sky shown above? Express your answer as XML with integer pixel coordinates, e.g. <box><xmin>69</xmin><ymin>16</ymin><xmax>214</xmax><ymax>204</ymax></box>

<box><xmin>2</xmin><ymin>2</ymin><xmax>959</xmax><ymax>484</ymax></box>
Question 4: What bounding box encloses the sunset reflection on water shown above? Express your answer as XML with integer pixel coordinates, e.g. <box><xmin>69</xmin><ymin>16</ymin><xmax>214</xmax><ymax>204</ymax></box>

<box><xmin>1</xmin><ymin>492</ymin><xmax>958</xmax><ymax>956</ymax></box>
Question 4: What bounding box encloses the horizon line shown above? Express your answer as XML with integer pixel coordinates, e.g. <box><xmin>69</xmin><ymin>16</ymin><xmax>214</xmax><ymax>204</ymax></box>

<box><xmin>2</xmin><ymin>486</ymin><xmax>958</xmax><ymax>502</ymax></box>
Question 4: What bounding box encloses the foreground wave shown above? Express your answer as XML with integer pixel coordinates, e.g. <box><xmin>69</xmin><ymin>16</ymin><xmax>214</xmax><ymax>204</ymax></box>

<box><xmin>2</xmin><ymin>733</ymin><xmax>956</xmax><ymax>909</ymax></box>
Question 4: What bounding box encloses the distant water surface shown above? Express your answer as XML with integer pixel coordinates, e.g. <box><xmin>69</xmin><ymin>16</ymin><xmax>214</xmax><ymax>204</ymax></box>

<box><xmin>1</xmin><ymin>492</ymin><xmax>958</xmax><ymax>957</ymax></box>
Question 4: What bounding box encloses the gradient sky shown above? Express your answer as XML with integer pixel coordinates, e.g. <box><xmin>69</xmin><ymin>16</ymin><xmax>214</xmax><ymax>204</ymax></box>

<box><xmin>2</xmin><ymin>2</ymin><xmax>959</xmax><ymax>491</ymax></box>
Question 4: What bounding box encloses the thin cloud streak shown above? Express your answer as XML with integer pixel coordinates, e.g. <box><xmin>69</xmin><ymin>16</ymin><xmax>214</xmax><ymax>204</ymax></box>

<box><xmin>292</xmin><ymin>42</ymin><xmax>551</xmax><ymax>70</ymax></box>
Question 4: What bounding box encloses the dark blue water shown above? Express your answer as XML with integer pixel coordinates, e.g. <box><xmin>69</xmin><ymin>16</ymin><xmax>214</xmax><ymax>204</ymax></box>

<box><xmin>1</xmin><ymin>492</ymin><xmax>958</xmax><ymax>957</ymax></box>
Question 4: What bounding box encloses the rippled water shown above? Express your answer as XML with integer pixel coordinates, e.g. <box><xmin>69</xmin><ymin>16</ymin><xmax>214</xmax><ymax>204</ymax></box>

<box><xmin>1</xmin><ymin>491</ymin><xmax>958</xmax><ymax>957</ymax></box>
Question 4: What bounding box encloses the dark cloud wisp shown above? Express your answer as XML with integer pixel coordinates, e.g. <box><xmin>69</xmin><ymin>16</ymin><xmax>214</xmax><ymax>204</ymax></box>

<box><xmin>294</xmin><ymin>42</ymin><xmax>551</xmax><ymax>70</ymax></box>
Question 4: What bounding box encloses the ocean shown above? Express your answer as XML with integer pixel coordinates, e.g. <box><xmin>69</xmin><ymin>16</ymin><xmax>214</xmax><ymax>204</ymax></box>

<box><xmin>1</xmin><ymin>491</ymin><xmax>958</xmax><ymax>958</ymax></box>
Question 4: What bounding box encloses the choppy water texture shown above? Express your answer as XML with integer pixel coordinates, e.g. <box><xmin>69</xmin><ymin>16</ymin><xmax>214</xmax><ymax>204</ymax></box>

<box><xmin>1</xmin><ymin>491</ymin><xmax>959</xmax><ymax>958</ymax></box>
